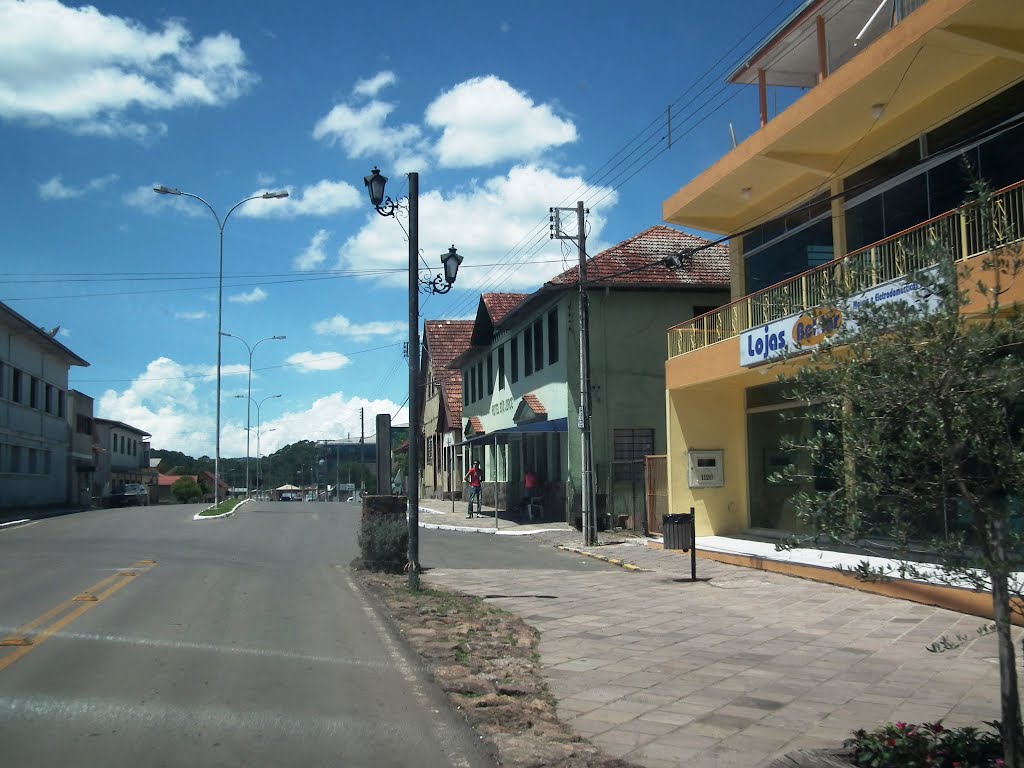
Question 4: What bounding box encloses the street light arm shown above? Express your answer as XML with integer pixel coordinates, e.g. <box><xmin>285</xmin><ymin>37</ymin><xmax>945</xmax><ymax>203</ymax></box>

<box><xmin>223</xmin><ymin>191</ymin><xmax>289</xmax><ymax>229</ymax></box>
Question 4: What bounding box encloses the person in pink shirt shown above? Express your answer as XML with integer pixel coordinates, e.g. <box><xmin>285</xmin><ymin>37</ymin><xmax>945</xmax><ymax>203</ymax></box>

<box><xmin>465</xmin><ymin>460</ymin><xmax>483</xmax><ymax>518</ymax></box>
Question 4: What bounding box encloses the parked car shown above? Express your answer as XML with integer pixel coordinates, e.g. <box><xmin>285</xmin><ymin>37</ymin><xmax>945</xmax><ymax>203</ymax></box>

<box><xmin>110</xmin><ymin>483</ymin><xmax>149</xmax><ymax>507</ymax></box>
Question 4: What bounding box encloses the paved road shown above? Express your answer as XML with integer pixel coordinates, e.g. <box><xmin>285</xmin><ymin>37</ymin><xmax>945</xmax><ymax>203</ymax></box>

<box><xmin>0</xmin><ymin>501</ymin><xmax>493</xmax><ymax>768</ymax></box>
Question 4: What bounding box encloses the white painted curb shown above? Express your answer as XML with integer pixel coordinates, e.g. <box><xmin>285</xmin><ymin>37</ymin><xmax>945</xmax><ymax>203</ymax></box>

<box><xmin>193</xmin><ymin>497</ymin><xmax>252</xmax><ymax>521</ymax></box>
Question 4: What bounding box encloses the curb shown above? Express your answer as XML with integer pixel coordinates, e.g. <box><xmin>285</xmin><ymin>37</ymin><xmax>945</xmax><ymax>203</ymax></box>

<box><xmin>193</xmin><ymin>498</ymin><xmax>251</xmax><ymax>521</ymax></box>
<box><xmin>420</xmin><ymin>522</ymin><xmax>555</xmax><ymax>536</ymax></box>
<box><xmin>556</xmin><ymin>544</ymin><xmax>646</xmax><ymax>571</ymax></box>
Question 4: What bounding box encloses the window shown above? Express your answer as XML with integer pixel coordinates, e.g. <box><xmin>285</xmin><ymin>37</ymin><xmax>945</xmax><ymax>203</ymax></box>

<box><xmin>30</xmin><ymin>376</ymin><xmax>40</xmax><ymax>409</ymax></box>
<box><xmin>497</xmin><ymin>346</ymin><xmax>505</xmax><ymax>391</ymax></box>
<box><xmin>28</xmin><ymin>449</ymin><xmax>38</xmax><ymax>474</ymax></box>
<box><xmin>468</xmin><ymin>366</ymin><xmax>475</xmax><ymax>403</ymax></box>
<box><xmin>524</xmin><ymin>329</ymin><xmax>533</xmax><ymax>377</ymax></box>
<box><xmin>547</xmin><ymin>309</ymin><xmax>559</xmax><ymax>365</ymax></box>
<box><xmin>10</xmin><ymin>445</ymin><xmax>23</xmax><ymax>473</ymax></box>
<box><xmin>10</xmin><ymin>369</ymin><xmax>20</xmax><ymax>403</ymax></box>
<box><xmin>476</xmin><ymin>362</ymin><xmax>483</xmax><ymax>402</ymax></box>
<box><xmin>533</xmin><ymin>320</ymin><xmax>544</xmax><ymax>372</ymax></box>
<box><xmin>613</xmin><ymin>429</ymin><xmax>655</xmax><ymax>481</ymax></box>
<box><xmin>486</xmin><ymin>353</ymin><xmax>494</xmax><ymax>395</ymax></box>
<box><xmin>0</xmin><ymin>362</ymin><xmax>5</xmax><ymax>399</ymax></box>
<box><xmin>463</xmin><ymin>371</ymin><xmax>468</xmax><ymax>405</ymax></box>
<box><xmin>510</xmin><ymin>338</ymin><xmax>519</xmax><ymax>383</ymax></box>
<box><xmin>77</xmin><ymin>415</ymin><xmax>91</xmax><ymax>434</ymax></box>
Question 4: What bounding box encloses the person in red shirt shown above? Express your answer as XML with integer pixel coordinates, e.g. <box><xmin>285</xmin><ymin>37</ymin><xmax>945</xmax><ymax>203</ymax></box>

<box><xmin>465</xmin><ymin>460</ymin><xmax>483</xmax><ymax>518</ymax></box>
<box><xmin>521</xmin><ymin>469</ymin><xmax>539</xmax><ymax>521</ymax></box>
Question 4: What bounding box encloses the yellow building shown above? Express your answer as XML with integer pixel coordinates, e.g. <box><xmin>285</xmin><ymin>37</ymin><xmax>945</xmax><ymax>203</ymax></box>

<box><xmin>662</xmin><ymin>0</ymin><xmax>1024</xmax><ymax>536</ymax></box>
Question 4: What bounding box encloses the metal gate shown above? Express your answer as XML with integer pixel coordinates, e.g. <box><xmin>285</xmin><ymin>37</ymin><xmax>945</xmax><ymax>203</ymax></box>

<box><xmin>645</xmin><ymin>455</ymin><xmax>668</xmax><ymax>535</ymax></box>
<box><xmin>607</xmin><ymin>460</ymin><xmax>646</xmax><ymax>531</ymax></box>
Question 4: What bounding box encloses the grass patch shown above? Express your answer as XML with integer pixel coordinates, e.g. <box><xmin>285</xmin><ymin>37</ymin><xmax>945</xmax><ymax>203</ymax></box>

<box><xmin>198</xmin><ymin>498</ymin><xmax>243</xmax><ymax>517</ymax></box>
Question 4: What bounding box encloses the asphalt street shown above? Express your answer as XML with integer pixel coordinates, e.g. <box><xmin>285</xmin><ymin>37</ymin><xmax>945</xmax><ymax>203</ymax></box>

<box><xmin>0</xmin><ymin>501</ymin><xmax>498</xmax><ymax>768</ymax></box>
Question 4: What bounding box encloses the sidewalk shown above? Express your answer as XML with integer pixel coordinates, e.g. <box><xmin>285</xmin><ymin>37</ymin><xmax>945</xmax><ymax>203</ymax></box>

<box><xmin>416</xmin><ymin>498</ymin><xmax>1012</xmax><ymax>768</ymax></box>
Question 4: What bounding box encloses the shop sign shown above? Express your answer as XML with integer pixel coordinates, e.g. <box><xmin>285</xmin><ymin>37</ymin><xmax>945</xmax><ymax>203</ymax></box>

<box><xmin>739</xmin><ymin>269</ymin><xmax>939</xmax><ymax>367</ymax></box>
<box><xmin>490</xmin><ymin>396</ymin><xmax>515</xmax><ymax>416</ymax></box>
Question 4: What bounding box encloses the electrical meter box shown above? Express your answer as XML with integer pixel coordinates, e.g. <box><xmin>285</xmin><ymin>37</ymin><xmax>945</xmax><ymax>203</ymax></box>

<box><xmin>687</xmin><ymin>450</ymin><xmax>724</xmax><ymax>488</ymax></box>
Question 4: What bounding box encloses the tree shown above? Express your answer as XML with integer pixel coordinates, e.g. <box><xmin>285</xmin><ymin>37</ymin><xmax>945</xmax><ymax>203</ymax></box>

<box><xmin>171</xmin><ymin>476</ymin><xmax>203</xmax><ymax>504</ymax></box>
<box><xmin>775</xmin><ymin>182</ymin><xmax>1024</xmax><ymax>766</ymax></box>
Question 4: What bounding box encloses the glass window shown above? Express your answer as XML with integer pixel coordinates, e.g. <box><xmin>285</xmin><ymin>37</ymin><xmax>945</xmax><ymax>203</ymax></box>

<box><xmin>980</xmin><ymin>122</ymin><xmax>1024</xmax><ymax>192</ymax></box>
<box><xmin>476</xmin><ymin>362</ymin><xmax>483</xmax><ymax>401</ymax></box>
<box><xmin>30</xmin><ymin>377</ymin><xmax>39</xmax><ymax>409</ymax></box>
<box><xmin>28</xmin><ymin>449</ymin><xmax>38</xmax><ymax>474</ymax></box>
<box><xmin>498</xmin><ymin>345</ymin><xmax>505</xmax><ymax>391</ymax></box>
<box><xmin>547</xmin><ymin>308</ymin><xmax>559</xmax><ymax>365</ymax></box>
<box><xmin>486</xmin><ymin>354</ymin><xmax>494</xmax><ymax>395</ymax></box>
<box><xmin>510</xmin><ymin>338</ymin><xmax>519</xmax><ymax>383</ymax></box>
<box><xmin>524</xmin><ymin>329</ymin><xmax>533</xmax><ymax>377</ymax></box>
<box><xmin>928</xmin><ymin>152</ymin><xmax>977</xmax><ymax>218</ymax></box>
<box><xmin>744</xmin><ymin>217</ymin><xmax>834</xmax><ymax>294</ymax></box>
<box><xmin>613</xmin><ymin>429</ymin><xmax>654</xmax><ymax>481</ymax></box>
<box><xmin>533</xmin><ymin>320</ymin><xmax>544</xmax><ymax>372</ymax></box>
<box><xmin>11</xmin><ymin>369</ymin><xmax>21</xmax><ymax>403</ymax></box>
<box><xmin>463</xmin><ymin>370</ymin><xmax>468</xmax><ymax>405</ymax></box>
<box><xmin>883</xmin><ymin>173</ymin><xmax>929</xmax><ymax>237</ymax></box>
<box><xmin>10</xmin><ymin>445</ymin><xmax>22</xmax><ymax>473</ymax></box>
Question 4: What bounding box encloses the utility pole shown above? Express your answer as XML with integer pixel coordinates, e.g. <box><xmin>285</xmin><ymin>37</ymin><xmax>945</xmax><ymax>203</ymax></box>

<box><xmin>550</xmin><ymin>202</ymin><xmax>597</xmax><ymax>545</ymax></box>
<box><xmin>360</xmin><ymin>407</ymin><xmax>365</xmax><ymax>494</ymax></box>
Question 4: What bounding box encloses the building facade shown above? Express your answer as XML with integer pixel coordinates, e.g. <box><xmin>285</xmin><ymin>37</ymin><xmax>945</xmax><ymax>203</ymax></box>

<box><xmin>421</xmin><ymin>319</ymin><xmax>473</xmax><ymax>501</ymax></box>
<box><xmin>662</xmin><ymin>0</ymin><xmax>1024</xmax><ymax>535</ymax></box>
<box><xmin>457</xmin><ymin>226</ymin><xmax>729</xmax><ymax>526</ymax></box>
<box><xmin>94</xmin><ymin>418</ymin><xmax>154</xmax><ymax>504</ymax></box>
<box><xmin>0</xmin><ymin>302</ymin><xmax>89</xmax><ymax>510</ymax></box>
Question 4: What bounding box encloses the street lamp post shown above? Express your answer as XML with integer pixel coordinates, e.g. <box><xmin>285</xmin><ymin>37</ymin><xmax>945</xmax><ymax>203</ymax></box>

<box><xmin>153</xmin><ymin>185</ymin><xmax>288</xmax><ymax>507</ymax></box>
<box><xmin>235</xmin><ymin>392</ymin><xmax>281</xmax><ymax>496</ymax></box>
<box><xmin>257</xmin><ymin>427</ymin><xmax>276</xmax><ymax>498</ymax></box>
<box><xmin>224</xmin><ymin>334</ymin><xmax>286</xmax><ymax>497</ymax></box>
<box><xmin>363</xmin><ymin>167</ymin><xmax>464</xmax><ymax>586</ymax></box>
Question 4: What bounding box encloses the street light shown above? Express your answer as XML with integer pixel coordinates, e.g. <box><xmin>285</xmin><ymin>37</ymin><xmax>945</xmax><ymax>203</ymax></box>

<box><xmin>256</xmin><ymin>428</ymin><xmax>275</xmax><ymax>498</ymax></box>
<box><xmin>153</xmin><ymin>185</ymin><xmax>288</xmax><ymax>507</ymax></box>
<box><xmin>363</xmin><ymin>167</ymin><xmax>463</xmax><ymax>585</ymax></box>
<box><xmin>235</xmin><ymin>392</ymin><xmax>281</xmax><ymax>495</ymax></box>
<box><xmin>224</xmin><ymin>334</ymin><xmax>286</xmax><ymax>496</ymax></box>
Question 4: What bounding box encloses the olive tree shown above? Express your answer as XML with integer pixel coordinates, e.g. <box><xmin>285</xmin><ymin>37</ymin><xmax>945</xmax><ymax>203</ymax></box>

<box><xmin>774</xmin><ymin>184</ymin><xmax>1024</xmax><ymax>766</ymax></box>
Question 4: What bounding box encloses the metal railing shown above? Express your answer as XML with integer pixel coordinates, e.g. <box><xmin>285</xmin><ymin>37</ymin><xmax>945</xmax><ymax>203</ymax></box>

<box><xmin>668</xmin><ymin>178</ymin><xmax>1024</xmax><ymax>359</ymax></box>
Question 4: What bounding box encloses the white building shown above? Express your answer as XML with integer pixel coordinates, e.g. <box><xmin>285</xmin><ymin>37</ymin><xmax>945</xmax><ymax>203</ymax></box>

<box><xmin>0</xmin><ymin>302</ymin><xmax>89</xmax><ymax>509</ymax></box>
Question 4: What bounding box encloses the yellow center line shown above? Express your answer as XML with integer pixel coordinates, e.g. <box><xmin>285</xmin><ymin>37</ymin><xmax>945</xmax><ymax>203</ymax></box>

<box><xmin>0</xmin><ymin>559</ymin><xmax>156</xmax><ymax>673</ymax></box>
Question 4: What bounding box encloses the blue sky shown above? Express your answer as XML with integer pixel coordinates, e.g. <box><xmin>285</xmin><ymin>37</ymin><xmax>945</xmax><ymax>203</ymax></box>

<box><xmin>0</xmin><ymin>0</ymin><xmax>801</xmax><ymax>458</ymax></box>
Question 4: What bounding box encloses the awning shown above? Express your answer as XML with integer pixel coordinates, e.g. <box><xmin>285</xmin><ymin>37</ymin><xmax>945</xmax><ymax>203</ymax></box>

<box><xmin>457</xmin><ymin>417</ymin><xmax>567</xmax><ymax>446</ymax></box>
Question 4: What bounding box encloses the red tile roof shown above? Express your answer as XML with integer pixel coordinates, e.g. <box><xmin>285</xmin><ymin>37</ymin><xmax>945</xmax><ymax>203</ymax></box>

<box><xmin>482</xmin><ymin>293</ymin><xmax>529</xmax><ymax>324</ymax></box>
<box><xmin>467</xmin><ymin>417</ymin><xmax>485</xmax><ymax>435</ymax></box>
<box><xmin>158</xmin><ymin>474</ymin><xmax>185</xmax><ymax>487</ymax></box>
<box><xmin>423</xmin><ymin>320</ymin><xmax>473</xmax><ymax>423</ymax></box>
<box><xmin>521</xmin><ymin>394</ymin><xmax>547</xmax><ymax>417</ymax></box>
<box><xmin>545</xmin><ymin>225</ymin><xmax>728</xmax><ymax>288</ymax></box>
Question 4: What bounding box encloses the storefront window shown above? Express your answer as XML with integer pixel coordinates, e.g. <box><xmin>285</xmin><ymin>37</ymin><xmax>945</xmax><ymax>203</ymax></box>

<box><xmin>744</xmin><ymin>216</ymin><xmax>834</xmax><ymax>294</ymax></box>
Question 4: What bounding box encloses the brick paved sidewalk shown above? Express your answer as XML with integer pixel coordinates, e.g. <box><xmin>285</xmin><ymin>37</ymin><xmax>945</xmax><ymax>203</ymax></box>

<box><xmin>421</xmin><ymin>532</ymin><xmax>1011</xmax><ymax>768</ymax></box>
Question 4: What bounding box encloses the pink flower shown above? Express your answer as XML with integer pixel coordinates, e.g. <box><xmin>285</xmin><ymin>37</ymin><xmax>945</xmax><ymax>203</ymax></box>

<box><xmin>896</xmin><ymin>722</ymin><xmax>907</xmax><ymax>730</ymax></box>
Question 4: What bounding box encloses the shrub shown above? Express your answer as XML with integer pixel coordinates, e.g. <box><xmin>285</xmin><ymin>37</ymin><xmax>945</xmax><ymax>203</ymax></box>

<box><xmin>358</xmin><ymin>514</ymin><xmax>408</xmax><ymax>573</ymax></box>
<box><xmin>171</xmin><ymin>476</ymin><xmax>203</xmax><ymax>504</ymax></box>
<box><xmin>847</xmin><ymin>720</ymin><xmax>1003</xmax><ymax>767</ymax></box>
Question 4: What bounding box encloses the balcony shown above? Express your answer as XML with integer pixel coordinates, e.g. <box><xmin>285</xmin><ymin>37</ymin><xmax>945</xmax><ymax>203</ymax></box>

<box><xmin>668</xmin><ymin>177</ymin><xmax>1024</xmax><ymax>359</ymax></box>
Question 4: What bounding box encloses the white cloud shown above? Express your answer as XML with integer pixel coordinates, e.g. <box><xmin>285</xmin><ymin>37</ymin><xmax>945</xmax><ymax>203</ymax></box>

<box><xmin>294</xmin><ymin>229</ymin><xmax>330</xmax><ymax>271</ymax></box>
<box><xmin>337</xmin><ymin>164</ymin><xmax>617</xmax><ymax>291</ymax></box>
<box><xmin>353</xmin><ymin>71</ymin><xmax>396</xmax><ymax>98</ymax></box>
<box><xmin>228</xmin><ymin>287</ymin><xmax>267</xmax><ymax>304</ymax></box>
<box><xmin>97</xmin><ymin>355</ymin><xmax>407</xmax><ymax>457</ymax></box>
<box><xmin>313</xmin><ymin>314</ymin><xmax>405</xmax><ymax>343</ymax></box>
<box><xmin>174</xmin><ymin>310</ymin><xmax>208</xmax><ymax>320</ymax></box>
<box><xmin>38</xmin><ymin>173</ymin><xmax>119</xmax><ymax>200</ymax></box>
<box><xmin>426</xmin><ymin>76</ymin><xmax>577</xmax><ymax>168</ymax></box>
<box><xmin>254</xmin><ymin>392</ymin><xmax>404</xmax><ymax>454</ymax></box>
<box><xmin>189</xmin><ymin>363</ymin><xmax>250</xmax><ymax>383</ymax></box>
<box><xmin>286</xmin><ymin>351</ymin><xmax>350</xmax><ymax>373</ymax></box>
<box><xmin>239</xmin><ymin>180</ymin><xmax>362</xmax><ymax>219</ymax></box>
<box><xmin>0</xmin><ymin>1</ymin><xmax>256</xmax><ymax>138</ymax></box>
<box><xmin>312</xmin><ymin>89</ymin><xmax>428</xmax><ymax>171</ymax></box>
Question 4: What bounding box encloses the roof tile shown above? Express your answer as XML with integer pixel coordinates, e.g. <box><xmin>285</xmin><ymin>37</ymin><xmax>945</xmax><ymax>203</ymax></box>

<box><xmin>482</xmin><ymin>293</ymin><xmax>529</xmax><ymax>324</ymax></box>
<box><xmin>545</xmin><ymin>225</ymin><xmax>728</xmax><ymax>288</ymax></box>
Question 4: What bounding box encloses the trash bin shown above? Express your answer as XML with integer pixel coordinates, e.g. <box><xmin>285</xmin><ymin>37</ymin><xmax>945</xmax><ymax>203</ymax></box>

<box><xmin>662</xmin><ymin>510</ymin><xmax>697</xmax><ymax>581</ymax></box>
<box><xmin>662</xmin><ymin>512</ymin><xmax>694</xmax><ymax>551</ymax></box>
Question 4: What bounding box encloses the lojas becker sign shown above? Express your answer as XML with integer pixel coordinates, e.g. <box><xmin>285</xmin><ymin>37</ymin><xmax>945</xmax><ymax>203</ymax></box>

<box><xmin>739</xmin><ymin>269</ymin><xmax>939</xmax><ymax>367</ymax></box>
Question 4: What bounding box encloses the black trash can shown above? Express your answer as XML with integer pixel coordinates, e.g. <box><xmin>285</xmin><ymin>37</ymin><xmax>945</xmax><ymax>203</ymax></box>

<box><xmin>662</xmin><ymin>512</ymin><xmax>694</xmax><ymax>551</ymax></box>
<box><xmin>661</xmin><ymin>510</ymin><xmax>697</xmax><ymax>581</ymax></box>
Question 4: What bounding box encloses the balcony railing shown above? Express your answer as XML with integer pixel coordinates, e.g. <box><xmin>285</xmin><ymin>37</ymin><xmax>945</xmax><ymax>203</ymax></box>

<box><xmin>668</xmin><ymin>178</ymin><xmax>1024</xmax><ymax>359</ymax></box>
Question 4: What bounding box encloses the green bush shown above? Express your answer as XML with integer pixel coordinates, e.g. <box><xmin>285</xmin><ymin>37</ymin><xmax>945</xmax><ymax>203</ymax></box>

<box><xmin>358</xmin><ymin>514</ymin><xmax>408</xmax><ymax>573</ymax></box>
<box><xmin>171</xmin><ymin>476</ymin><xmax>203</xmax><ymax>504</ymax></box>
<box><xmin>847</xmin><ymin>720</ymin><xmax>1003</xmax><ymax>767</ymax></box>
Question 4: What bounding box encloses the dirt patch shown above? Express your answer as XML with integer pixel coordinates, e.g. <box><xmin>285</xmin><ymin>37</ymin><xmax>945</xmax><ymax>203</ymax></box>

<box><xmin>360</xmin><ymin>570</ymin><xmax>643</xmax><ymax>768</ymax></box>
